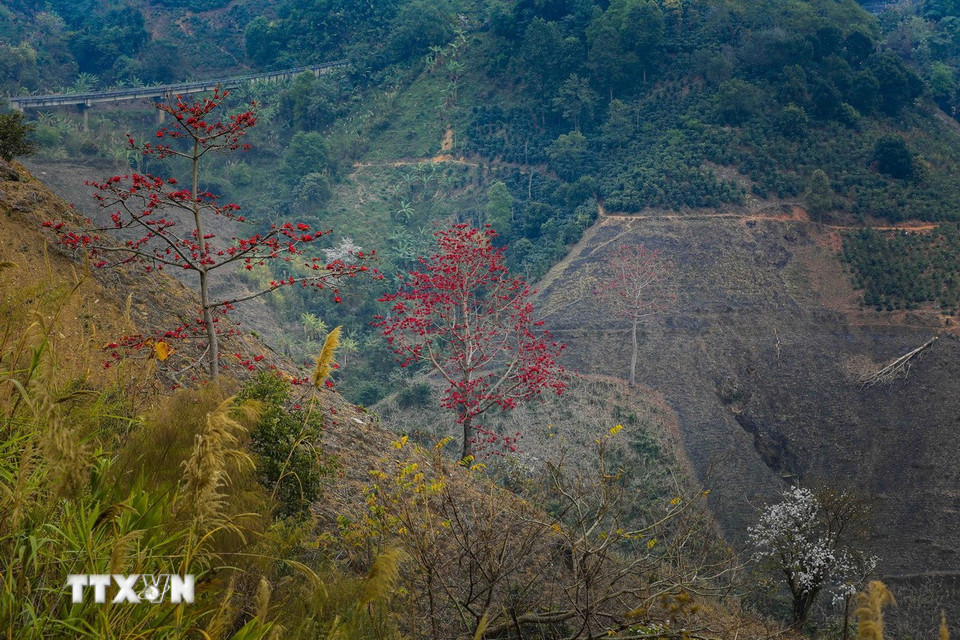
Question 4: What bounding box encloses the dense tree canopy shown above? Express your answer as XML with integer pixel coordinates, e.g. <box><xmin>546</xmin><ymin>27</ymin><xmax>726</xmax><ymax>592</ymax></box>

<box><xmin>9</xmin><ymin>0</ymin><xmax>960</xmax><ymax>386</ymax></box>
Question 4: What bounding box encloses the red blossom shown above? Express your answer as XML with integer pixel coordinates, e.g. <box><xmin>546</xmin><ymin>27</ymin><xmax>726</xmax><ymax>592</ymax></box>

<box><xmin>41</xmin><ymin>85</ymin><xmax>375</xmax><ymax>381</ymax></box>
<box><xmin>374</xmin><ymin>224</ymin><xmax>565</xmax><ymax>460</ymax></box>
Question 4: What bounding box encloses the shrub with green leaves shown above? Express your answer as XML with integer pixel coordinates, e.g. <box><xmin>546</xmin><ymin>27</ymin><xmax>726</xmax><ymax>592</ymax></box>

<box><xmin>0</xmin><ymin>111</ymin><xmax>34</xmax><ymax>161</ymax></box>
<box><xmin>237</xmin><ymin>373</ymin><xmax>335</xmax><ymax>520</ymax></box>
<box><xmin>873</xmin><ymin>135</ymin><xmax>915</xmax><ymax>180</ymax></box>
<box><xmin>397</xmin><ymin>382</ymin><xmax>432</xmax><ymax>409</ymax></box>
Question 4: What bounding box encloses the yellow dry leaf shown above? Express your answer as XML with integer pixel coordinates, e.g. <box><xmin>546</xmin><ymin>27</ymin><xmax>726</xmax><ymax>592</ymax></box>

<box><xmin>154</xmin><ymin>340</ymin><xmax>173</xmax><ymax>361</ymax></box>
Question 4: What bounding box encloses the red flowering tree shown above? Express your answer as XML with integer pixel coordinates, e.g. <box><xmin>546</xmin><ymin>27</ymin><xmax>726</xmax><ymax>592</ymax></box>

<box><xmin>376</xmin><ymin>224</ymin><xmax>565</xmax><ymax>461</ymax></box>
<box><xmin>594</xmin><ymin>244</ymin><xmax>674</xmax><ymax>387</ymax></box>
<box><xmin>45</xmin><ymin>87</ymin><xmax>369</xmax><ymax>380</ymax></box>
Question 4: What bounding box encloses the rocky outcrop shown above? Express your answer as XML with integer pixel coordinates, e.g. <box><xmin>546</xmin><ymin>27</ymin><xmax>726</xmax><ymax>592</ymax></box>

<box><xmin>0</xmin><ymin>160</ymin><xmax>21</xmax><ymax>182</ymax></box>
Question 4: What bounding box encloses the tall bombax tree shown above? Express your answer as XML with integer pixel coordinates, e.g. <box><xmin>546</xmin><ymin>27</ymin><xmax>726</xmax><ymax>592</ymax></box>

<box><xmin>595</xmin><ymin>244</ymin><xmax>674</xmax><ymax>387</ymax></box>
<box><xmin>376</xmin><ymin>224</ymin><xmax>565</xmax><ymax>461</ymax></box>
<box><xmin>46</xmin><ymin>87</ymin><xmax>369</xmax><ymax>379</ymax></box>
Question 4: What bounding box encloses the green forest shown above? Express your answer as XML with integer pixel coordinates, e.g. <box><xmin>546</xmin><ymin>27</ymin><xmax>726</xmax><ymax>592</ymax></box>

<box><xmin>6</xmin><ymin>0</ymin><xmax>960</xmax><ymax>402</ymax></box>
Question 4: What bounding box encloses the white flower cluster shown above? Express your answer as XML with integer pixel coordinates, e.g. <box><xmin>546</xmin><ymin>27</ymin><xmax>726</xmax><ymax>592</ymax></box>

<box><xmin>748</xmin><ymin>486</ymin><xmax>875</xmax><ymax>603</ymax></box>
<box><xmin>323</xmin><ymin>237</ymin><xmax>362</xmax><ymax>263</ymax></box>
<box><xmin>831</xmin><ymin>554</ymin><xmax>878</xmax><ymax>607</ymax></box>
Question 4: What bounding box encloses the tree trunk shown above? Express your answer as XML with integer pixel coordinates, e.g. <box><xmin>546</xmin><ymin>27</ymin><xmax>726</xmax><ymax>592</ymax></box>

<box><xmin>190</xmin><ymin>138</ymin><xmax>218</xmax><ymax>380</ymax></box>
<box><xmin>791</xmin><ymin>588</ymin><xmax>816</xmax><ymax>630</ymax></box>
<box><xmin>427</xmin><ymin>569</ymin><xmax>438</xmax><ymax>640</ymax></box>
<box><xmin>461</xmin><ymin>413</ymin><xmax>474</xmax><ymax>461</ymax></box>
<box><xmin>200</xmin><ymin>271</ymin><xmax>218</xmax><ymax>380</ymax></box>
<box><xmin>842</xmin><ymin>593</ymin><xmax>851</xmax><ymax>640</ymax></box>
<box><xmin>629</xmin><ymin>316</ymin><xmax>638</xmax><ymax>387</ymax></box>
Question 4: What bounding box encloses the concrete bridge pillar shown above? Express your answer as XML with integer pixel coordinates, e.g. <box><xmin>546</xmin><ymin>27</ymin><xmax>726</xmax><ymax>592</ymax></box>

<box><xmin>77</xmin><ymin>102</ymin><xmax>91</xmax><ymax>132</ymax></box>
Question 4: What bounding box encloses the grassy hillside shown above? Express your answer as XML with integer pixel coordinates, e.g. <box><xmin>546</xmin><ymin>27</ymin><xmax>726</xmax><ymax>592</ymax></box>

<box><xmin>0</xmin><ymin>160</ymin><xmax>808</xmax><ymax>639</ymax></box>
<box><xmin>376</xmin><ymin>372</ymin><xmax>692</xmax><ymax>516</ymax></box>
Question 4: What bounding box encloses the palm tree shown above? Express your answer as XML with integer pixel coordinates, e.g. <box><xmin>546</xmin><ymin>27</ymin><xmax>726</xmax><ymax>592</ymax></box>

<box><xmin>393</xmin><ymin>200</ymin><xmax>414</xmax><ymax>224</ymax></box>
<box><xmin>70</xmin><ymin>73</ymin><xmax>99</xmax><ymax>94</ymax></box>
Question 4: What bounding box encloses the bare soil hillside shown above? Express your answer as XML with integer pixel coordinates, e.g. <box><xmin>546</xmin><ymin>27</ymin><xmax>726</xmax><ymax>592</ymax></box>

<box><xmin>533</xmin><ymin>206</ymin><xmax>960</xmax><ymax>634</ymax></box>
<box><xmin>22</xmin><ymin>158</ymin><xmax>295</xmax><ymax>357</ymax></box>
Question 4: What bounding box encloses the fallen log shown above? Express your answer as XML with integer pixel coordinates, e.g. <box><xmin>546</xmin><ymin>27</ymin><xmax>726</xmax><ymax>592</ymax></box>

<box><xmin>859</xmin><ymin>336</ymin><xmax>938</xmax><ymax>388</ymax></box>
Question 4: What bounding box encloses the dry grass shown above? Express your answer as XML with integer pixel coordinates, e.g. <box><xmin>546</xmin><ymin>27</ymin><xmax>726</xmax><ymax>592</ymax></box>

<box><xmin>0</xmin><ymin>173</ymin><xmax>131</xmax><ymax>388</ymax></box>
<box><xmin>312</xmin><ymin>325</ymin><xmax>342</xmax><ymax>388</ymax></box>
<box><xmin>855</xmin><ymin>581</ymin><xmax>896</xmax><ymax>640</ymax></box>
<box><xmin>0</xmin><ymin>165</ymin><xmax>398</xmax><ymax>639</ymax></box>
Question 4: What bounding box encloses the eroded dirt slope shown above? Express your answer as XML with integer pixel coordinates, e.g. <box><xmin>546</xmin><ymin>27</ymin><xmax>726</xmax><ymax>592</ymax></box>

<box><xmin>535</xmin><ymin>205</ymin><xmax>960</xmax><ymax>632</ymax></box>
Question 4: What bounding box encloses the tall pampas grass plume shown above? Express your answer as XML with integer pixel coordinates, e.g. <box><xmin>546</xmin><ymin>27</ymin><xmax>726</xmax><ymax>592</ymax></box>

<box><xmin>180</xmin><ymin>395</ymin><xmax>257</xmax><ymax>530</ymax></box>
<box><xmin>359</xmin><ymin>548</ymin><xmax>405</xmax><ymax>606</ymax></box>
<box><xmin>313</xmin><ymin>326</ymin><xmax>342</xmax><ymax>388</ymax></box>
<box><xmin>855</xmin><ymin>580</ymin><xmax>896</xmax><ymax>640</ymax></box>
<box><xmin>31</xmin><ymin>379</ymin><xmax>90</xmax><ymax>499</ymax></box>
<box><xmin>256</xmin><ymin>576</ymin><xmax>272</xmax><ymax>622</ymax></box>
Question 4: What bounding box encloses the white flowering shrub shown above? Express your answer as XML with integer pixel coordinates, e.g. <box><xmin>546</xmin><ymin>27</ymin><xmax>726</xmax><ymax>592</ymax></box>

<box><xmin>323</xmin><ymin>237</ymin><xmax>363</xmax><ymax>263</ymax></box>
<box><xmin>749</xmin><ymin>486</ymin><xmax>877</xmax><ymax>628</ymax></box>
